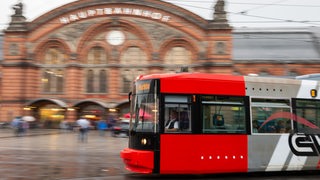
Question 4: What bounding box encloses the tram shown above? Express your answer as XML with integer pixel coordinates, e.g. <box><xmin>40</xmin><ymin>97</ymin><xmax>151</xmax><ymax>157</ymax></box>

<box><xmin>120</xmin><ymin>73</ymin><xmax>320</xmax><ymax>174</ymax></box>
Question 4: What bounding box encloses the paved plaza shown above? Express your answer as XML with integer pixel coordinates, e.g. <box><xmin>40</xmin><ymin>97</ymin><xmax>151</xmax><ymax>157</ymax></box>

<box><xmin>0</xmin><ymin>129</ymin><xmax>129</xmax><ymax>179</ymax></box>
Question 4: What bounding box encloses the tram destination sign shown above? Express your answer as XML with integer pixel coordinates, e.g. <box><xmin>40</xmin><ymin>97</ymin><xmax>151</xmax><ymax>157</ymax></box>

<box><xmin>59</xmin><ymin>6</ymin><xmax>171</xmax><ymax>25</ymax></box>
<box><xmin>136</xmin><ymin>80</ymin><xmax>156</xmax><ymax>94</ymax></box>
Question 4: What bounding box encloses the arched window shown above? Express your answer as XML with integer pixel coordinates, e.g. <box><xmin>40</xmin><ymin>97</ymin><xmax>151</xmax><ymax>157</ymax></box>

<box><xmin>215</xmin><ymin>41</ymin><xmax>226</xmax><ymax>54</ymax></box>
<box><xmin>121</xmin><ymin>47</ymin><xmax>147</xmax><ymax>65</ymax></box>
<box><xmin>164</xmin><ymin>46</ymin><xmax>192</xmax><ymax>72</ymax></box>
<box><xmin>164</xmin><ymin>47</ymin><xmax>191</xmax><ymax>65</ymax></box>
<box><xmin>85</xmin><ymin>46</ymin><xmax>108</xmax><ymax>93</ymax></box>
<box><xmin>41</xmin><ymin>46</ymin><xmax>65</xmax><ymax>93</ymax></box>
<box><xmin>9</xmin><ymin>43</ymin><xmax>19</xmax><ymax>56</ymax></box>
<box><xmin>87</xmin><ymin>46</ymin><xmax>107</xmax><ymax>64</ymax></box>
<box><xmin>44</xmin><ymin>47</ymin><xmax>65</xmax><ymax>64</ymax></box>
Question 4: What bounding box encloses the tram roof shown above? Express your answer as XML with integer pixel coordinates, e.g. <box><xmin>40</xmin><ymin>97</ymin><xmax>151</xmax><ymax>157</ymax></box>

<box><xmin>139</xmin><ymin>73</ymin><xmax>243</xmax><ymax>81</ymax></box>
<box><xmin>138</xmin><ymin>73</ymin><xmax>317</xmax><ymax>96</ymax></box>
<box><xmin>139</xmin><ymin>72</ymin><xmax>309</xmax><ymax>86</ymax></box>
<box><xmin>140</xmin><ymin>72</ymin><xmax>299</xmax><ymax>80</ymax></box>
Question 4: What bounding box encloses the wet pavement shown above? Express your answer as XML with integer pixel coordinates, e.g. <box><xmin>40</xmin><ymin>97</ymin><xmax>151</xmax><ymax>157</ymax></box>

<box><xmin>0</xmin><ymin>128</ymin><xmax>319</xmax><ymax>180</ymax></box>
<box><xmin>0</xmin><ymin>128</ymin><xmax>129</xmax><ymax>179</ymax></box>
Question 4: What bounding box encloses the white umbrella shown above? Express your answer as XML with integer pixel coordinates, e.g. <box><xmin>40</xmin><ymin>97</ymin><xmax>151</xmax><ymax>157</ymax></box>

<box><xmin>22</xmin><ymin>116</ymin><xmax>35</xmax><ymax>122</ymax></box>
<box><xmin>77</xmin><ymin>119</ymin><xmax>90</xmax><ymax>128</ymax></box>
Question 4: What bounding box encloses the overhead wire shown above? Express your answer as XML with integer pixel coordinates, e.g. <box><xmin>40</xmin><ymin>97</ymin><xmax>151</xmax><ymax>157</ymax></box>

<box><xmin>237</xmin><ymin>0</ymin><xmax>289</xmax><ymax>14</ymax></box>
<box><xmin>169</xmin><ymin>1</ymin><xmax>320</xmax><ymax>26</ymax></box>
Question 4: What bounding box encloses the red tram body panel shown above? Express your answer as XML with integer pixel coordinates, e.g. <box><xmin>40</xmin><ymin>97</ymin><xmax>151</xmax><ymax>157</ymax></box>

<box><xmin>159</xmin><ymin>135</ymin><xmax>248</xmax><ymax>174</ymax></box>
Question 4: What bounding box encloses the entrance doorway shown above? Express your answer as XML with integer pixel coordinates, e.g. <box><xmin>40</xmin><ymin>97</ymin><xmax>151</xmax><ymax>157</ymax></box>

<box><xmin>39</xmin><ymin>104</ymin><xmax>65</xmax><ymax>128</ymax></box>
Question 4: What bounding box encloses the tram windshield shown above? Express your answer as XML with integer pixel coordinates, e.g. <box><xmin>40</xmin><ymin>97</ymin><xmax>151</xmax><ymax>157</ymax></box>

<box><xmin>131</xmin><ymin>80</ymin><xmax>159</xmax><ymax>133</ymax></box>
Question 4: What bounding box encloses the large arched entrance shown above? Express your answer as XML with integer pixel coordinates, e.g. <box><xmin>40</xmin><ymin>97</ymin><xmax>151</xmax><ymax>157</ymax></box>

<box><xmin>24</xmin><ymin>98</ymin><xmax>68</xmax><ymax>128</ymax></box>
<box><xmin>73</xmin><ymin>100</ymin><xmax>109</xmax><ymax>129</ymax></box>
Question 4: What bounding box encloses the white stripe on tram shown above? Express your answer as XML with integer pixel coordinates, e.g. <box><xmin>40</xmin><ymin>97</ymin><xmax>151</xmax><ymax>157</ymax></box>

<box><xmin>266</xmin><ymin>135</ymin><xmax>290</xmax><ymax>171</ymax></box>
<box><xmin>286</xmin><ymin>155</ymin><xmax>307</xmax><ymax>171</ymax></box>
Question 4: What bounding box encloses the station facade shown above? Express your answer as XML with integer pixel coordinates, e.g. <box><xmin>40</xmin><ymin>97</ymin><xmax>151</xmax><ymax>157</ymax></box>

<box><xmin>1</xmin><ymin>0</ymin><xmax>320</xmax><ymax>127</ymax></box>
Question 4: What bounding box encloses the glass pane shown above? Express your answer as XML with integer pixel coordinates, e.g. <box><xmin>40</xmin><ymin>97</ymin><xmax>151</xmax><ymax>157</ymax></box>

<box><xmin>56</xmin><ymin>69</ymin><xmax>64</xmax><ymax>93</ymax></box>
<box><xmin>295</xmin><ymin>99</ymin><xmax>320</xmax><ymax>134</ymax></box>
<box><xmin>87</xmin><ymin>70</ymin><xmax>94</xmax><ymax>93</ymax></box>
<box><xmin>132</xmin><ymin>94</ymin><xmax>159</xmax><ymax>133</ymax></box>
<box><xmin>251</xmin><ymin>98</ymin><xmax>291</xmax><ymax>134</ymax></box>
<box><xmin>99</xmin><ymin>70</ymin><xmax>107</xmax><ymax>93</ymax></box>
<box><xmin>42</xmin><ymin>70</ymin><xmax>50</xmax><ymax>92</ymax></box>
<box><xmin>202</xmin><ymin>96</ymin><xmax>246</xmax><ymax>134</ymax></box>
<box><xmin>164</xmin><ymin>102</ymin><xmax>191</xmax><ymax>133</ymax></box>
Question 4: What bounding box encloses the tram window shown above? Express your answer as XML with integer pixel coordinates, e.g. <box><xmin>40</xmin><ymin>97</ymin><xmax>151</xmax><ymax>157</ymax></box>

<box><xmin>294</xmin><ymin>99</ymin><xmax>320</xmax><ymax>134</ymax></box>
<box><xmin>201</xmin><ymin>96</ymin><xmax>246</xmax><ymax>134</ymax></box>
<box><xmin>251</xmin><ymin>98</ymin><xmax>292</xmax><ymax>134</ymax></box>
<box><xmin>164</xmin><ymin>95</ymin><xmax>191</xmax><ymax>133</ymax></box>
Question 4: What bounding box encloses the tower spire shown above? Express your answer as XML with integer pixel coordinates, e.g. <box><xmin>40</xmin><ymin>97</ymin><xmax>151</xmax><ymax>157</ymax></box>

<box><xmin>7</xmin><ymin>1</ymin><xmax>28</xmax><ymax>31</ymax></box>
<box><xmin>214</xmin><ymin>0</ymin><xmax>227</xmax><ymax>21</ymax></box>
<box><xmin>208</xmin><ymin>0</ymin><xmax>231</xmax><ymax>29</ymax></box>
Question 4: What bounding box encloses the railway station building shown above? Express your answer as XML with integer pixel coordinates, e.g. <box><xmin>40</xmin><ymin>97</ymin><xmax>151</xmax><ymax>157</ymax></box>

<box><xmin>0</xmin><ymin>0</ymin><xmax>320</xmax><ymax>127</ymax></box>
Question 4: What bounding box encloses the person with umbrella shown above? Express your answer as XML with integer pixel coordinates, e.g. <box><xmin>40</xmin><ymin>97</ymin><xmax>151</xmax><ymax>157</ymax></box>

<box><xmin>11</xmin><ymin>116</ymin><xmax>25</xmax><ymax>136</ymax></box>
<box><xmin>76</xmin><ymin>116</ymin><xmax>90</xmax><ymax>142</ymax></box>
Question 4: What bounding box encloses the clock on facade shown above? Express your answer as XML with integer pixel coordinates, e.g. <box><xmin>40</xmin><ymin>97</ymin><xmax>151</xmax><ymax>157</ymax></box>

<box><xmin>106</xmin><ymin>30</ymin><xmax>125</xmax><ymax>46</ymax></box>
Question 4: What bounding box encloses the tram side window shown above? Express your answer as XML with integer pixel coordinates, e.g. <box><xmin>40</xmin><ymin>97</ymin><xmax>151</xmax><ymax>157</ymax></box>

<box><xmin>251</xmin><ymin>98</ymin><xmax>292</xmax><ymax>134</ymax></box>
<box><xmin>294</xmin><ymin>99</ymin><xmax>320</xmax><ymax>134</ymax></box>
<box><xmin>164</xmin><ymin>95</ymin><xmax>192</xmax><ymax>133</ymax></box>
<box><xmin>201</xmin><ymin>96</ymin><xmax>246</xmax><ymax>134</ymax></box>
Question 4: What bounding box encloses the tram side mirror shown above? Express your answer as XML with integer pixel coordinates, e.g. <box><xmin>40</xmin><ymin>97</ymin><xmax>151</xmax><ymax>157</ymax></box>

<box><xmin>128</xmin><ymin>92</ymin><xmax>132</xmax><ymax>102</ymax></box>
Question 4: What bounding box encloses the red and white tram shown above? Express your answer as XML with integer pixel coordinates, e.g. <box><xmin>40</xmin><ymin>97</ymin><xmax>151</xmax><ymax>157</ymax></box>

<box><xmin>120</xmin><ymin>73</ymin><xmax>320</xmax><ymax>174</ymax></box>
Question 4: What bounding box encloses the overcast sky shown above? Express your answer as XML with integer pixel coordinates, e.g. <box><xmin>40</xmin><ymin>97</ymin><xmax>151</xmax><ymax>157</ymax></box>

<box><xmin>1</xmin><ymin>0</ymin><xmax>320</xmax><ymax>30</ymax></box>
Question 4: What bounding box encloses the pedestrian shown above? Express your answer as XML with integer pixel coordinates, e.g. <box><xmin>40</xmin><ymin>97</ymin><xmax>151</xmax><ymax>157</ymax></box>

<box><xmin>97</xmin><ymin>119</ymin><xmax>108</xmax><ymax>136</ymax></box>
<box><xmin>76</xmin><ymin>116</ymin><xmax>90</xmax><ymax>142</ymax></box>
<box><xmin>59</xmin><ymin>120</ymin><xmax>69</xmax><ymax>133</ymax></box>
<box><xmin>22</xmin><ymin>120</ymin><xmax>29</xmax><ymax>135</ymax></box>
<box><xmin>11</xmin><ymin>116</ymin><xmax>23</xmax><ymax>136</ymax></box>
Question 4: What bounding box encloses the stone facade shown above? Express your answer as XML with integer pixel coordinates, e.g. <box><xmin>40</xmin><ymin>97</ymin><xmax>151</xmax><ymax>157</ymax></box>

<box><xmin>0</xmin><ymin>0</ymin><xmax>233</xmax><ymax>126</ymax></box>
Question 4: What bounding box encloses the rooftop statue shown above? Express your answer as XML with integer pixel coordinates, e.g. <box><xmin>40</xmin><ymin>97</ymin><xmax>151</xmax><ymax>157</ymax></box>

<box><xmin>214</xmin><ymin>0</ymin><xmax>225</xmax><ymax>14</ymax></box>
<box><xmin>13</xmin><ymin>2</ymin><xmax>23</xmax><ymax>16</ymax></box>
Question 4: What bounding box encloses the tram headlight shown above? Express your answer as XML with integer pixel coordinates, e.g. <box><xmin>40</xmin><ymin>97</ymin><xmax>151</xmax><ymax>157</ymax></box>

<box><xmin>141</xmin><ymin>138</ymin><xmax>148</xmax><ymax>145</ymax></box>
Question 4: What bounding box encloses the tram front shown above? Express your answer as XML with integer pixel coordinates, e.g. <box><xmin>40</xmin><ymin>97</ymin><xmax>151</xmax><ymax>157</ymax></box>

<box><xmin>120</xmin><ymin>78</ymin><xmax>160</xmax><ymax>174</ymax></box>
